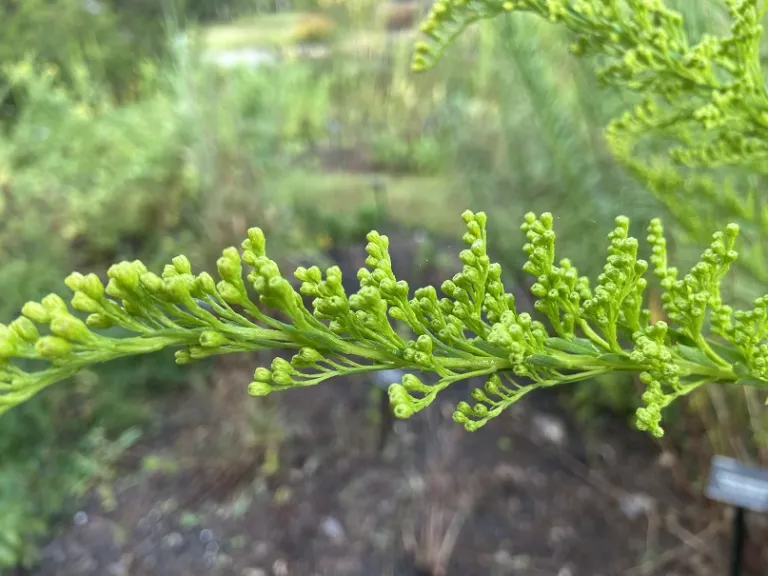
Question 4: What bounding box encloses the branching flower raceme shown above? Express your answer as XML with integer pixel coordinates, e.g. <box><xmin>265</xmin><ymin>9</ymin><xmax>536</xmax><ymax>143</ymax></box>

<box><xmin>3</xmin><ymin>0</ymin><xmax>768</xmax><ymax>439</ymax></box>
<box><xmin>2</xmin><ymin>211</ymin><xmax>767</xmax><ymax>438</ymax></box>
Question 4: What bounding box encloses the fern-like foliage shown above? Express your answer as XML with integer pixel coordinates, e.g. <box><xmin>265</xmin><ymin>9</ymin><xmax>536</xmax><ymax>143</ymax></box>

<box><xmin>2</xmin><ymin>211</ymin><xmax>766</xmax><ymax>437</ymax></box>
<box><xmin>414</xmin><ymin>0</ymin><xmax>768</xmax><ymax>169</ymax></box>
<box><xmin>414</xmin><ymin>0</ymin><xmax>768</xmax><ymax>285</ymax></box>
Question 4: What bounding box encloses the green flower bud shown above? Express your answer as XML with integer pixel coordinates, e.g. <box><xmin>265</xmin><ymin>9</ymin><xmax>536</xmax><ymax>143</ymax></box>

<box><xmin>393</xmin><ymin>403</ymin><xmax>414</xmax><ymax>419</ymax></box>
<box><xmin>188</xmin><ymin>345</ymin><xmax>210</xmax><ymax>360</ymax></box>
<box><xmin>298</xmin><ymin>348</ymin><xmax>323</xmax><ymax>364</ymax></box>
<box><xmin>172</xmin><ymin>255</ymin><xmax>192</xmax><ymax>275</ymax></box>
<box><xmin>199</xmin><ymin>330</ymin><xmax>228</xmax><ymax>348</ymax></box>
<box><xmin>10</xmin><ymin>317</ymin><xmax>39</xmax><ymax>343</ymax></box>
<box><xmin>416</xmin><ymin>334</ymin><xmax>433</xmax><ymax>353</ymax></box>
<box><xmin>108</xmin><ymin>262</ymin><xmax>141</xmax><ymax>292</ymax></box>
<box><xmin>245</xmin><ymin>227</ymin><xmax>266</xmax><ymax>257</ymax></box>
<box><xmin>196</xmin><ymin>272</ymin><xmax>216</xmax><ymax>295</ymax></box>
<box><xmin>50</xmin><ymin>314</ymin><xmax>91</xmax><ymax>342</ymax></box>
<box><xmin>82</xmin><ymin>274</ymin><xmax>105</xmax><ymax>300</ymax></box>
<box><xmin>86</xmin><ymin>314</ymin><xmax>113</xmax><ymax>329</ymax></box>
<box><xmin>459</xmin><ymin>250</ymin><xmax>477</xmax><ymax>266</ymax></box>
<box><xmin>35</xmin><ymin>336</ymin><xmax>73</xmax><ymax>358</ymax></box>
<box><xmin>455</xmin><ymin>401</ymin><xmax>474</xmax><ymax>416</ymax></box>
<box><xmin>217</xmin><ymin>281</ymin><xmax>242</xmax><ymax>303</ymax></box>
<box><xmin>22</xmin><ymin>302</ymin><xmax>51</xmax><ymax>324</ymax></box>
<box><xmin>389</xmin><ymin>306</ymin><xmax>407</xmax><ymax>322</ymax></box>
<box><xmin>217</xmin><ymin>248</ymin><xmax>242</xmax><ymax>284</ymax></box>
<box><xmin>64</xmin><ymin>272</ymin><xmax>86</xmax><ymax>293</ymax></box>
<box><xmin>248</xmin><ymin>382</ymin><xmax>273</xmax><ymax>396</ymax></box>
<box><xmin>266</xmin><ymin>276</ymin><xmax>294</xmax><ymax>302</ymax></box>
<box><xmin>162</xmin><ymin>264</ymin><xmax>179</xmax><ymax>279</ymax></box>
<box><xmin>471</xmin><ymin>388</ymin><xmax>491</xmax><ymax>403</ymax></box>
<box><xmin>472</xmin><ymin>403</ymin><xmax>489</xmax><ymax>417</ymax></box>
<box><xmin>272</xmin><ymin>356</ymin><xmax>295</xmax><ymax>373</ymax></box>
<box><xmin>0</xmin><ymin>325</ymin><xmax>18</xmax><ymax>358</ymax></box>
<box><xmin>452</xmin><ymin>411</ymin><xmax>469</xmax><ymax>425</ymax></box>
<box><xmin>167</xmin><ymin>275</ymin><xmax>195</xmax><ymax>302</ymax></box>
<box><xmin>140</xmin><ymin>272</ymin><xmax>165</xmax><ymax>295</ymax></box>
<box><xmin>272</xmin><ymin>371</ymin><xmax>294</xmax><ymax>386</ymax></box>
<box><xmin>41</xmin><ymin>294</ymin><xmax>68</xmax><ymax>314</ymax></box>
<box><xmin>174</xmin><ymin>349</ymin><xmax>192</xmax><ymax>364</ymax></box>
<box><xmin>105</xmin><ymin>279</ymin><xmax>128</xmax><ymax>300</ymax></box>
<box><xmin>72</xmin><ymin>292</ymin><xmax>102</xmax><ymax>314</ymax></box>
<box><xmin>397</xmin><ymin>374</ymin><xmax>423</xmax><ymax>392</ymax></box>
<box><xmin>253</xmin><ymin>367</ymin><xmax>273</xmax><ymax>382</ymax></box>
<box><xmin>484</xmin><ymin>374</ymin><xmax>502</xmax><ymax>396</ymax></box>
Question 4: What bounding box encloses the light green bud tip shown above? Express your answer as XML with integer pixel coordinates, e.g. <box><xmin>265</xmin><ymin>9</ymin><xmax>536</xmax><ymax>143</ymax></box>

<box><xmin>42</xmin><ymin>294</ymin><xmax>68</xmax><ymax>313</ymax></box>
<box><xmin>217</xmin><ymin>281</ymin><xmax>242</xmax><ymax>303</ymax></box>
<box><xmin>245</xmin><ymin>227</ymin><xmax>266</xmax><ymax>256</ymax></box>
<box><xmin>50</xmin><ymin>314</ymin><xmax>91</xmax><ymax>342</ymax></box>
<box><xmin>393</xmin><ymin>403</ymin><xmax>415</xmax><ymax>419</ymax></box>
<box><xmin>86</xmin><ymin>314</ymin><xmax>113</xmax><ymax>329</ymax></box>
<box><xmin>65</xmin><ymin>272</ymin><xmax>86</xmax><ymax>292</ymax></box>
<box><xmin>82</xmin><ymin>274</ymin><xmax>105</xmax><ymax>300</ymax></box>
<box><xmin>199</xmin><ymin>331</ymin><xmax>228</xmax><ymax>348</ymax></box>
<box><xmin>248</xmin><ymin>382</ymin><xmax>273</xmax><ymax>396</ymax></box>
<box><xmin>172</xmin><ymin>255</ymin><xmax>192</xmax><ymax>275</ymax></box>
<box><xmin>253</xmin><ymin>367</ymin><xmax>272</xmax><ymax>383</ymax></box>
<box><xmin>140</xmin><ymin>272</ymin><xmax>165</xmax><ymax>295</ymax></box>
<box><xmin>72</xmin><ymin>292</ymin><xmax>102</xmax><ymax>314</ymax></box>
<box><xmin>217</xmin><ymin>248</ymin><xmax>242</xmax><ymax>283</ymax></box>
<box><xmin>35</xmin><ymin>336</ymin><xmax>73</xmax><ymax>358</ymax></box>
<box><xmin>298</xmin><ymin>347</ymin><xmax>323</xmax><ymax>364</ymax></box>
<box><xmin>0</xmin><ymin>326</ymin><xmax>17</xmax><ymax>358</ymax></box>
<box><xmin>10</xmin><ymin>317</ymin><xmax>39</xmax><ymax>343</ymax></box>
<box><xmin>197</xmin><ymin>272</ymin><xmax>216</xmax><ymax>294</ymax></box>
<box><xmin>22</xmin><ymin>302</ymin><xmax>51</xmax><ymax>324</ymax></box>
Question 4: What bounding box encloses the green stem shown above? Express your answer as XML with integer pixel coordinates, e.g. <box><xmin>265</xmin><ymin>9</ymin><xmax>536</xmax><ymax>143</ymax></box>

<box><xmin>578</xmin><ymin>319</ymin><xmax>612</xmax><ymax>350</ymax></box>
<box><xmin>694</xmin><ymin>333</ymin><xmax>731</xmax><ymax>368</ymax></box>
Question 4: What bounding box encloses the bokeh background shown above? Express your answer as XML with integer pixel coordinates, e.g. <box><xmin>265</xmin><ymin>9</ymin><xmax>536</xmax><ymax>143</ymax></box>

<box><xmin>2</xmin><ymin>0</ymin><xmax>768</xmax><ymax>574</ymax></box>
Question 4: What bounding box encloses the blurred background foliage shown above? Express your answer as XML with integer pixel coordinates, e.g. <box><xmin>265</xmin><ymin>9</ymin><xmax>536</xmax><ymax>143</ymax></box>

<box><xmin>1</xmin><ymin>0</ymin><xmax>767</xmax><ymax>569</ymax></box>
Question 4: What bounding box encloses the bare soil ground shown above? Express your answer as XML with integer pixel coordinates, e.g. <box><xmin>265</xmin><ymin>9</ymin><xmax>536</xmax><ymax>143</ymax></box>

<box><xmin>26</xmin><ymin>226</ymin><xmax>768</xmax><ymax>576</ymax></box>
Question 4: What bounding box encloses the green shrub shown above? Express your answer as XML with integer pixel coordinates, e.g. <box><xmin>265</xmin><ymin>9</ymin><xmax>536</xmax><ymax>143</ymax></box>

<box><xmin>0</xmin><ymin>32</ymin><xmax>323</xmax><ymax>569</ymax></box>
<box><xmin>290</xmin><ymin>14</ymin><xmax>338</xmax><ymax>44</ymax></box>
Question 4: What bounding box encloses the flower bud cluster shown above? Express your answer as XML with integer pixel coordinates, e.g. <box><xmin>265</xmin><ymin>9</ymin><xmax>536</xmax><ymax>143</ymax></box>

<box><xmin>652</xmin><ymin>220</ymin><xmax>739</xmax><ymax>336</ymax></box>
<box><xmin>520</xmin><ymin>211</ymin><xmax>591</xmax><ymax>336</ymax></box>
<box><xmin>631</xmin><ymin>322</ymin><xmax>679</xmax><ymax>438</ymax></box>
<box><xmin>581</xmin><ymin>216</ymin><xmax>648</xmax><ymax>336</ymax></box>
<box><xmin>452</xmin><ymin>373</ymin><xmax>521</xmax><ymax>431</ymax></box>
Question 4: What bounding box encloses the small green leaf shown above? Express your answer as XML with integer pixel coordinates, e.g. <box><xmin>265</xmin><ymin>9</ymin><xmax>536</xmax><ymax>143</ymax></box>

<box><xmin>676</xmin><ymin>345</ymin><xmax>718</xmax><ymax>367</ymax></box>
<box><xmin>472</xmin><ymin>340</ymin><xmax>516</xmax><ymax>358</ymax></box>
<box><xmin>527</xmin><ymin>354</ymin><xmax>571</xmax><ymax>369</ymax></box>
<box><xmin>545</xmin><ymin>337</ymin><xmax>600</xmax><ymax>356</ymax></box>
<box><xmin>735</xmin><ymin>378</ymin><xmax>765</xmax><ymax>389</ymax></box>
<box><xmin>596</xmin><ymin>353</ymin><xmax>637</xmax><ymax>368</ymax></box>
<box><xmin>707</xmin><ymin>340</ymin><xmax>747</xmax><ymax>365</ymax></box>
<box><xmin>733</xmin><ymin>362</ymin><xmax>752</xmax><ymax>378</ymax></box>
<box><xmin>667</xmin><ymin>328</ymin><xmax>697</xmax><ymax>348</ymax></box>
